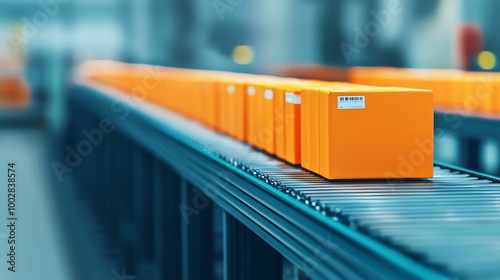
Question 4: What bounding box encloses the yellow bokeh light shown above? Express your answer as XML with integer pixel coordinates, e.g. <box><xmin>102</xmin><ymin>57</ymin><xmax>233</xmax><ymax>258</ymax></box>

<box><xmin>232</xmin><ymin>45</ymin><xmax>254</xmax><ymax>65</ymax></box>
<box><xmin>478</xmin><ymin>51</ymin><xmax>496</xmax><ymax>70</ymax></box>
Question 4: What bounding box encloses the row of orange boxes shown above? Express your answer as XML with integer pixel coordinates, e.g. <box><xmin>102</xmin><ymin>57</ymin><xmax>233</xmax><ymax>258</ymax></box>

<box><xmin>349</xmin><ymin>67</ymin><xmax>500</xmax><ymax>115</ymax></box>
<box><xmin>80</xmin><ymin>61</ymin><xmax>434</xmax><ymax>180</ymax></box>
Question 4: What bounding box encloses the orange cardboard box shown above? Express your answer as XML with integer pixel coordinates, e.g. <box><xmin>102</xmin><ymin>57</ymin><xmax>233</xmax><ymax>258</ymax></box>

<box><xmin>260</xmin><ymin>84</ymin><xmax>276</xmax><ymax>153</ymax></box>
<box><xmin>284</xmin><ymin>86</ymin><xmax>302</xmax><ymax>164</ymax></box>
<box><xmin>225</xmin><ymin>82</ymin><xmax>238</xmax><ymax>138</ymax></box>
<box><xmin>315</xmin><ymin>83</ymin><xmax>369</xmax><ymax>176</ymax></box>
<box><xmin>318</xmin><ymin>89</ymin><xmax>330</xmax><ymax>176</ymax></box>
<box><xmin>273</xmin><ymin>85</ymin><xmax>287</xmax><ymax>159</ymax></box>
<box><xmin>454</xmin><ymin>73</ymin><xmax>475</xmax><ymax>114</ymax></box>
<box><xmin>348</xmin><ymin>67</ymin><xmax>466</xmax><ymax>111</ymax></box>
<box><xmin>261</xmin><ymin>87</ymin><xmax>276</xmax><ymax>154</ymax></box>
<box><xmin>273</xmin><ymin>79</ymin><xmax>307</xmax><ymax>163</ymax></box>
<box><xmin>467</xmin><ymin>72</ymin><xmax>498</xmax><ymax>114</ymax></box>
<box><xmin>227</xmin><ymin>79</ymin><xmax>247</xmax><ymax>141</ymax></box>
<box><xmin>245</xmin><ymin>84</ymin><xmax>257</xmax><ymax>146</ymax></box>
<box><xmin>245</xmin><ymin>82</ymin><xmax>264</xmax><ymax>149</ymax></box>
<box><xmin>300</xmin><ymin>81</ymin><xmax>335</xmax><ymax>172</ymax></box>
<box><xmin>492</xmin><ymin>75</ymin><xmax>500</xmax><ymax>114</ymax></box>
<box><xmin>200</xmin><ymin>79</ymin><xmax>218</xmax><ymax>128</ymax></box>
<box><xmin>216</xmin><ymin>81</ymin><xmax>229</xmax><ymax>134</ymax></box>
<box><xmin>249</xmin><ymin>77</ymin><xmax>291</xmax><ymax>154</ymax></box>
<box><xmin>300</xmin><ymin>87</ymin><xmax>311</xmax><ymax>170</ymax></box>
<box><xmin>308</xmin><ymin>87</ymin><xmax>320</xmax><ymax>173</ymax></box>
<box><xmin>217</xmin><ymin>79</ymin><xmax>234</xmax><ymax>136</ymax></box>
<box><xmin>317</xmin><ymin>85</ymin><xmax>434</xmax><ymax>180</ymax></box>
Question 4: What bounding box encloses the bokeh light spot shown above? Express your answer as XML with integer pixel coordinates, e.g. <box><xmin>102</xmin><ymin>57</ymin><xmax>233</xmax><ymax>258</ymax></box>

<box><xmin>478</xmin><ymin>51</ymin><xmax>496</xmax><ymax>70</ymax></box>
<box><xmin>232</xmin><ymin>45</ymin><xmax>254</xmax><ymax>65</ymax></box>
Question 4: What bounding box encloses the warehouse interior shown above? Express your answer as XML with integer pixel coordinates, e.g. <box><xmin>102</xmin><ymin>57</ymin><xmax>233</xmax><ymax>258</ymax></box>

<box><xmin>2</xmin><ymin>0</ymin><xmax>500</xmax><ymax>279</ymax></box>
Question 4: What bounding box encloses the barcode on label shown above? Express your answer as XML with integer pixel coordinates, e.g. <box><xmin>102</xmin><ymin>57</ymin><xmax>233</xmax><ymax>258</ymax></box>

<box><xmin>264</xmin><ymin>89</ymin><xmax>273</xmax><ymax>100</ymax></box>
<box><xmin>285</xmin><ymin>92</ymin><xmax>301</xmax><ymax>104</ymax></box>
<box><xmin>338</xmin><ymin>96</ymin><xmax>365</xmax><ymax>109</ymax></box>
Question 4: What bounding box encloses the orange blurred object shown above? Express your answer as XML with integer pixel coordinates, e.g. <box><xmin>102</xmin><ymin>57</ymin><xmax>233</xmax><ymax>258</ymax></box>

<box><xmin>0</xmin><ymin>76</ymin><xmax>31</xmax><ymax>108</ymax></box>
<box><xmin>348</xmin><ymin>67</ymin><xmax>500</xmax><ymax>116</ymax></box>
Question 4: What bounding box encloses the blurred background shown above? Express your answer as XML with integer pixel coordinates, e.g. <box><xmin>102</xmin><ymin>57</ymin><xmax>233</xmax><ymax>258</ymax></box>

<box><xmin>2</xmin><ymin>0</ymin><xmax>500</xmax><ymax>132</ymax></box>
<box><xmin>1</xmin><ymin>0</ymin><xmax>500</xmax><ymax>279</ymax></box>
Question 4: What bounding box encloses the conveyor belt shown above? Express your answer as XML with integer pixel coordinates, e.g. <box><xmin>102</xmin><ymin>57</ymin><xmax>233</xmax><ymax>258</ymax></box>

<box><xmin>73</xmin><ymin>82</ymin><xmax>500</xmax><ymax>279</ymax></box>
<box><xmin>190</xmin><ymin>123</ymin><xmax>500</xmax><ymax>279</ymax></box>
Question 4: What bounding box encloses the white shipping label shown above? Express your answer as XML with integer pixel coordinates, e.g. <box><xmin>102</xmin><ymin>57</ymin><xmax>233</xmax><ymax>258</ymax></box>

<box><xmin>247</xmin><ymin>86</ymin><xmax>255</xmax><ymax>96</ymax></box>
<box><xmin>338</xmin><ymin>96</ymin><xmax>365</xmax><ymax>109</ymax></box>
<box><xmin>264</xmin><ymin>89</ymin><xmax>273</xmax><ymax>100</ymax></box>
<box><xmin>285</xmin><ymin>92</ymin><xmax>301</xmax><ymax>104</ymax></box>
<box><xmin>227</xmin><ymin>85</ymin><xmax>235</xmax><ymax>94</ymax></box>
